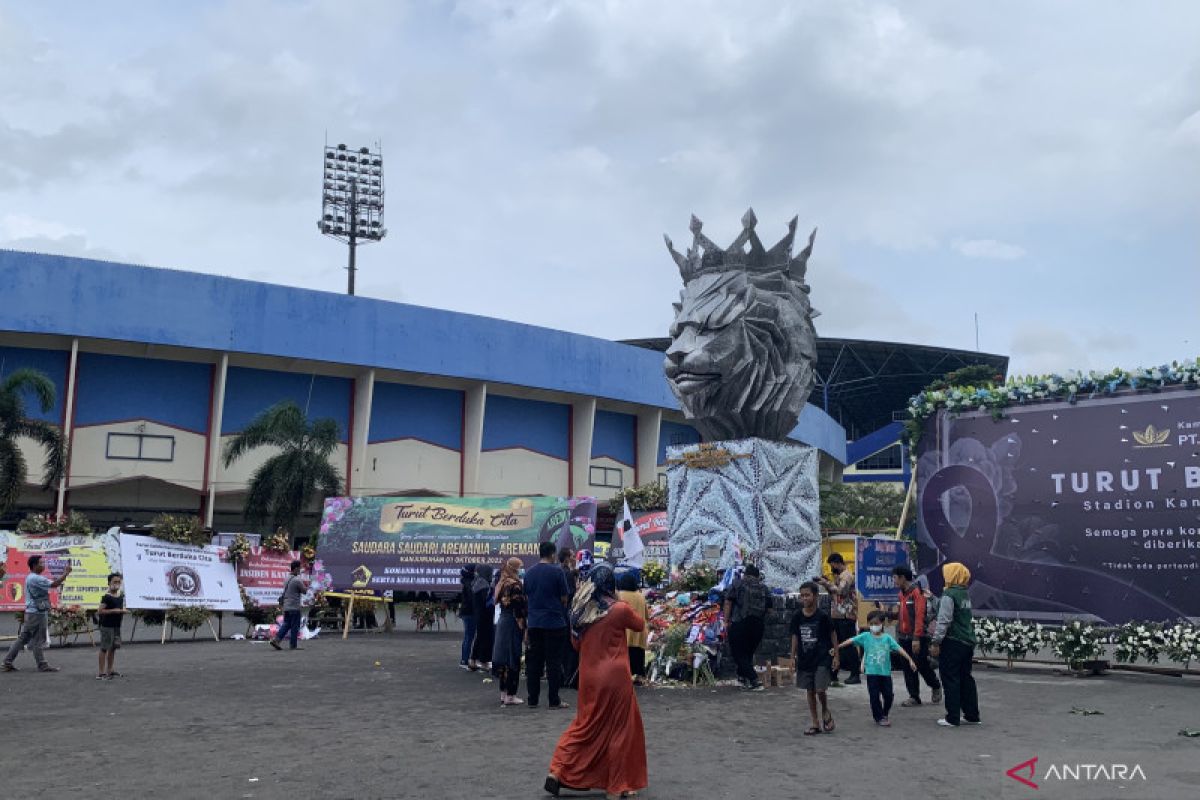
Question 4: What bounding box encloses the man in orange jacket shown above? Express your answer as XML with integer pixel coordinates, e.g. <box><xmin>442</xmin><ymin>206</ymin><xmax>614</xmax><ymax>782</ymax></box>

<box><xmin>893</xmin><ymin>566</ymin><xmax>941</xmax><ymax>707</ymax></box>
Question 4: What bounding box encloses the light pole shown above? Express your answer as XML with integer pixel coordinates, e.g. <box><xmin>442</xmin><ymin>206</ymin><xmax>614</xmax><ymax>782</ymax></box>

<box><xmin>319</xmin><ymin>141</ymin><xmax>386</xmax><ymax>295</ymax></box>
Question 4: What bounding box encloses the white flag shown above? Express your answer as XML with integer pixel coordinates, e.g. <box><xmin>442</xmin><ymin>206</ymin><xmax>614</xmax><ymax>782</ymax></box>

<box><xmin>621</xmin><ymin>498</ymin><xmax>645</xmax><ymax>568</ymax></box>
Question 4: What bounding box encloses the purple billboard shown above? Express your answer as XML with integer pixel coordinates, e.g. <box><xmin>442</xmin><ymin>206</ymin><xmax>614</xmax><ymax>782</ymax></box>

<box><xmin>915</xmin><ymin>389</ymin><xmax>1200</xmax><ymax>623</ymax></box>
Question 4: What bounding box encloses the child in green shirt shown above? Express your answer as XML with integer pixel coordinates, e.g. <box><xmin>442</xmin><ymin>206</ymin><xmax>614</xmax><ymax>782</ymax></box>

<box><xmin>835</xmin><ymin>610</ymin><xmax>916</xmax><ymax>726</ymax></box>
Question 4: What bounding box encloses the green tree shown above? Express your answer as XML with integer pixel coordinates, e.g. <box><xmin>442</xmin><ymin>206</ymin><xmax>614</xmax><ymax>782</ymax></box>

<box><xmin>819</xmin><ymin>480</ymin><xmax>906</xmax><ymax>533</ymax></box>
<box><xmin>0</xmin><ymin>369</ymin><xmax>67</xmax><ymax>513</ymax></box>
<box><xmin>222</xmin><ymin>401</ymin><xmax>342</xmax><ymax>534</ymax></box>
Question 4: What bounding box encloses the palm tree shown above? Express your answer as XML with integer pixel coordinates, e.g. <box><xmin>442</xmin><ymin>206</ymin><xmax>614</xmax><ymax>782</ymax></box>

<box><xmin>0</xmin><ymin>369</ymin><xmax>67</xmax><ymax>513</ymax></box>
<box><xmin>222</xmin><ymin>400</ymin><xmax>343</xmax><ymax>534</ymax></box>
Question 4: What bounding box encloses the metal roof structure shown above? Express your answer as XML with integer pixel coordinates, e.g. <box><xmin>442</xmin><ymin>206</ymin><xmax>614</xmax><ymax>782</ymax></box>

<box><xmin>621</xmin><ymin>336</ymin><xmax>1009</xmax><ymax>441</ymax></box>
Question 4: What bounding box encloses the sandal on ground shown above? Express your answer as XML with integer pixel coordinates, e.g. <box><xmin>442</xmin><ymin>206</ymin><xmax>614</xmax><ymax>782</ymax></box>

<box><xmin>2</xmin><ymin>663</ymin><xmax>17</xmax><ymax>672</ymax></box>
<box><xmin>901</xmin><ymin>697</ymin><xmax>921</xmax><ymax>707</ymax></box>
<box><xmin>803</xmin><ymin>726</ymin><xmax>822</xmax><ymax>735</ymax></box>
<box><xmin>549</xmin><ymin>702</ymin><xmax>570</xmax><ymax>710</ymax></box>
<box><xmin>822</xmin><ymin>709</ymin><xmax>835</xmax><ymax>732</ymax></box>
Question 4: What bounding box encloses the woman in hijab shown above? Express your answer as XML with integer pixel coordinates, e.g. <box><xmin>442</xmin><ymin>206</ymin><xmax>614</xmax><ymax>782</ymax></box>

<box><xmin>929</xmin><ymin>562</ymin><xmax>981</xmax><ymax>727</ymax></box>
<box><xmin>544</xmin><ymin>564</ymin><xmax>647</xmax><ymax>799</ymax></box>
<box><xmin>491</xmin><ymin>557</ymin><xmax>528</xmax><ymax>706</ymax></box>
<box><xmin>458</xmin><ymin>564</ymin><xmax>477</xmax><ymax>670</ymax></box>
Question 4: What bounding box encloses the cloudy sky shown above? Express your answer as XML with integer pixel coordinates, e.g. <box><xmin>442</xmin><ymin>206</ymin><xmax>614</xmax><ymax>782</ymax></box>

<box><xmin>2</xmin><ymin>1</ymin><xmax>1198</xmax><ymax>376</ymax></box>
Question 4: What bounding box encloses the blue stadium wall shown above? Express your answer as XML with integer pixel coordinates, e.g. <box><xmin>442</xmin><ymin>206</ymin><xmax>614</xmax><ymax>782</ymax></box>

<box><xmin>0</xmin><ymin>250</ymin><xmax>846</xmax><ymax>528</ymax></box>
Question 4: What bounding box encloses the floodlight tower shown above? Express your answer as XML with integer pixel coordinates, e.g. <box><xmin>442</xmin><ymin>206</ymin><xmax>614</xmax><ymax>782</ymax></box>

<box><xmin>319</xmin><ymin>141</ymin><xmax>386</xmax><ymax>295</ymax></box>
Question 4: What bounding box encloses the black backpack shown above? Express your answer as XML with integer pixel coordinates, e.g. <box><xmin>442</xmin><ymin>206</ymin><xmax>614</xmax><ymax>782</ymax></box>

<box><xmin>737</xmin><ymin>580</ymin><xmax>768</xmax><ymax>621</ymax></box>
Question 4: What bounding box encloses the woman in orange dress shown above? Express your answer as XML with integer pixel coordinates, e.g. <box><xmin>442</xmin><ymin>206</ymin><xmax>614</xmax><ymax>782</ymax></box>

<box><xmin>545</xmin><ymin>564</ymin><xmax>647</xmax><ymax>799</ymax></box>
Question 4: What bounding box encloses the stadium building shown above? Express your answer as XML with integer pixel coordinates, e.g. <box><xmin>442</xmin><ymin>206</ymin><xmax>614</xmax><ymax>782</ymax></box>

<box><xmin>0</xmin><ymin>251</ymin><xmax>1004</xmax><ymax>531</ymax></box>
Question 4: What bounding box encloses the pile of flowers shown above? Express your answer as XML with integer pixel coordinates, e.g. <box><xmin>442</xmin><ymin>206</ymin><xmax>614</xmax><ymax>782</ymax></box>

<box><xmin>1051</xmin><ymin>620</ymin><xmax>1105</xmax><ymax>670</ymax></box>
<box><xmin>1113</xmin><ymin>622</ymin><xmax>1165</xmax><ymax>664</ymax></box>
<box><xmin>641</xmin><ymin>560</ymin><xmax>667</xmax><ymax>588</ymax></box>
<box><xmin>1161</xmin><ymin>623</ymin><xmax>1200</xmax><ymax>668</ymax></box>
<box><xmin>645</xmin><ymin>591</ymin><xmax>725</xmax><ymax>684</ymax></box>
<box><xmin>411</xmin><ymin>601</ymin><xmax>446</xmax><ymax>631</ymax></box>
<box><xmin>669</xmin><ymin>563</ymin><xmax>721</xmax><ymax>593</ymax></box>
<box><xmin>49</xmin><ymin>605</ymin><xmax>90</xmax><ymax>641</ymax></box>
<box><xmin>150</xmin><ymin>514</ymin><xmax>209</xmax><ymax>546</ymax></box>
<box><xmin>973</xmin><ymin>617</ymin><xmax>1050</xmax><ymax>661</ymax></box>
<box><xmin>263</xmin><ymin>528</ymin><xmax>291</xmax><ymax>553</ymax></box>
<box><xmin>226</xmin><ymin>533</ymin><xmax>251</xmax><ymax>564</ymax></box>
<box><xmin>17</xmin><ymin>511</ymin><xmax>93</xmax><ymax>536</ymax></box>
<box><xmin>130</xmin><ymin>608</ymin><xmax>165</xmax><ymax>626</ymax></box>
<box><xmin>166</xmin><ymin>606</ymin><xmax>211</xmax><ymax>631</ymax></box>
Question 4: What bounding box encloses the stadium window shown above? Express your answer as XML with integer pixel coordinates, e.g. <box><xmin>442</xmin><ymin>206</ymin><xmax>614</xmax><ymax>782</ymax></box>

<box><xmin>854</xmin><ymin>444</ymin><xmax>902</xmax><ymax>471</ymax></box>
<box><xmin>589</xmin><ymin>466</ymin><xmax>624</xmax><ymax>489</ymax></box>
<box><xmin>106</xmin><ymin>432</ymin><xmax>176</xmax><ymax>462</ymax></box>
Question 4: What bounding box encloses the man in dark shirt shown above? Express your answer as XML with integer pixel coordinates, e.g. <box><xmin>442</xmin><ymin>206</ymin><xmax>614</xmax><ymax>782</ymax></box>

<box><xmin>723</xmin><ymin>564</ymin><xmax>772</xmax><ymax>691</ymax></box>
<box><xmin>96</xmin><ymin>572</ymin><xmax>127</xmax><ymax>679</ymax></box>
<box><xmin>523</xmin><ymin>541</ymin><xmax>570</xmax><ymax>709</ymax></box>
<box><xmin>791</xmin><ymin>581</ymin><xmax>838</xmax><ymax>734</ymax></box>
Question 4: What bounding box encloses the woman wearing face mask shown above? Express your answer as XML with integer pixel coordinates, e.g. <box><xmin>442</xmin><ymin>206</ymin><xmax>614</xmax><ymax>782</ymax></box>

<box><xmin>544</xmin><ymin>564</ymin><xmax>648</xmax><ymax>800</ymax></box>
<box><xmin>491</xmin><ymin>557</ymin><xmax>528</xmax><ymax>706</ymax></box>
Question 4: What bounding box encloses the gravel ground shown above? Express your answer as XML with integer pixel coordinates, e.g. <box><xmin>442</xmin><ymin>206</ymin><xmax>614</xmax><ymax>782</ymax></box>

<box><xmin>1</xmin><ymin>616</ymin><xmax>1198</xmax><ymax>800</ymax></box>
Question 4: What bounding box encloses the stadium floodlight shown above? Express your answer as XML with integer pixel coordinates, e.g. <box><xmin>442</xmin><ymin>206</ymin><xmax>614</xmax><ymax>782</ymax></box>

<box><xmin>318</xmin><ymin>138</ymin><xmax>386</xmax><ymax>295</ymax></box>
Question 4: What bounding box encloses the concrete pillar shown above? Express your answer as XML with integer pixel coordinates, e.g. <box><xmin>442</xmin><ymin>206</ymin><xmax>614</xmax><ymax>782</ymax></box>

<box><xmin>460</xmin><ymin>383</ymin><xmax>487</xmax><ymax>496</ymax></box>
<box><xmin>55</xmin><ymin>338</ymin><xmax>79</xmax><ymax>516</ymax></box>
<box><xmin>635</xmin><ymin>409</ymin><xmax>662</xmax><ymax>488</ymax></box>
<box><xmin>570</xmin><ymin>398</ymin><xmax>596</xmax><ymax>497</ymax></box>
<box><xmin>203</xmin><ymin>353</ymin><xmax>229</xmax><ymax>528</ymax></box>
<box><xmin>348</xmin><ymin>369</ymin><xmax>375</xmax><ymax>496</ymax></box>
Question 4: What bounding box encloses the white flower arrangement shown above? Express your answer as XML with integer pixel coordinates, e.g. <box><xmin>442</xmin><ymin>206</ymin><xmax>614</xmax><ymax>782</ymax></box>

<box><xmin>973</xmin><ymin>617</ymin><xmax>1050</xmax><ymax>661</ymax></box>
<box><xmin>1052</xmin><ymin>620</ymin><xmax>1105</xmax><ymax>669</ymax></box>
<box><xmin>1160</xmin><ymin>623</ymin><xmax>1200</xmax><ymax>668</ymax></box>
<box><xmin>1113</xmin><ymin>622</ymin><xmax>1165</xmax><ymax>664</ymax></box>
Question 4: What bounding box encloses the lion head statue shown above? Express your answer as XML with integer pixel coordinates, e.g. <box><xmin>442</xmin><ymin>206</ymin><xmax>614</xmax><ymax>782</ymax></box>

<box><xmin>663</xmin><ymin>209</ymin><xmax>819</xmax><ymax>441</ymax></box>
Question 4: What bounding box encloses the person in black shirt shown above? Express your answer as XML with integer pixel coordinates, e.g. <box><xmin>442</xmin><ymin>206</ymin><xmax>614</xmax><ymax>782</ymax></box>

<box><xmin>96</xmin><ymin>572</ymin><xmax>127</xmax><ymax>680</ymax></box>
<box><xmin>790</xmin><ymin>581</ymin><xmax>838</xmax><ymax>734</ymax></box>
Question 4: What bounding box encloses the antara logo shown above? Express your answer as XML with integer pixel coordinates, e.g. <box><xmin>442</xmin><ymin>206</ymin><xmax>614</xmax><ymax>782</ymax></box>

<box><xmin>1006</xmin><ymin>756</ymin><xmax>1148</xmax><ymax>789</ymax></box>
<box><xmin>1006</xmin><ymin>757</ymin><xmax>1038</xmax><ymax>790</ymax></box>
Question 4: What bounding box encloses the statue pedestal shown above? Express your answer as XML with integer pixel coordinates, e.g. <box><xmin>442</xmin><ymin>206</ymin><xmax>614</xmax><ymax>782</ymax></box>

<box><xmin>666</xmin><ymin>438</ymin><xmax>820</xmax><ymax>590</ymax></box>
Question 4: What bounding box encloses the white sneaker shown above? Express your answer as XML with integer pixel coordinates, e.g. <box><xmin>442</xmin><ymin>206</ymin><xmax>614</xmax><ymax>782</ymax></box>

<box><xmin>937</xmin><ymin>718</ymin><xmax>959</xmax><ymax>727</ymax></box>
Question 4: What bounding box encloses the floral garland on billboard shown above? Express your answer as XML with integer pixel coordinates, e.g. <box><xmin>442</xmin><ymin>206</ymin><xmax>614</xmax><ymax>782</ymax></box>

<box><xmin>903</xmin><ymin>359</ymin><xmax>1200</xmax><ymax>457</ymax></box>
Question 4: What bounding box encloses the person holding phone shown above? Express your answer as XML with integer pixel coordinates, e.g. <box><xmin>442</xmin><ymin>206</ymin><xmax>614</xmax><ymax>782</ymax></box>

<box><xmin>3</xmin><ymin>555</ymin><xmax>72</xmax><ymax>673</ymax></box>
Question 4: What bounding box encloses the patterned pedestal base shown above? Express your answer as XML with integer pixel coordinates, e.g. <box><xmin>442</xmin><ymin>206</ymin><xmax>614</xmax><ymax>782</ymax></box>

<box><xmin>666</xmin><ymin>438</ymin><xmax>820</xmax><ymax>590</ymax></box>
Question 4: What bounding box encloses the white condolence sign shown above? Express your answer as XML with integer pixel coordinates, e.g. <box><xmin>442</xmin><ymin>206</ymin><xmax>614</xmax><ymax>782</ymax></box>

<box><xmin>120</xmin><ymin>534</ymin><xmax>241</xmax><ymax>611</ymax></box>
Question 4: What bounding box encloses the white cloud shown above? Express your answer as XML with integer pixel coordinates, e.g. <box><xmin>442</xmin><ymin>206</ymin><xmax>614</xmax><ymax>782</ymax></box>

<box><xmin>952</xmin><ymin>238</ymin><xmax>1027</xmax><ymax>261</ymax></box>
<box><xmin>0</xmin><ymin>1</ymin><xmax>1196</xmax><ymax>374</ymax></box>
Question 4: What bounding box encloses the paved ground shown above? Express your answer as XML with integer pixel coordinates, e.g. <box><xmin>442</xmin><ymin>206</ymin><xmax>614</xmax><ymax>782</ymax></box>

<box><xmin>1</xmin><ymin>615</ymin><xmax>1198</xmax><ymax>800</ymax></box>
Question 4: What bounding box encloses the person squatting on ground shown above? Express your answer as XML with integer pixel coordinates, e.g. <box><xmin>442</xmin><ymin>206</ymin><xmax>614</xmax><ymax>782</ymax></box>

<box><xmin>96</xmin><ymin>572</ymin><xmax>127</xmax><ymax>679</ymax></box>
<box><xmin>458</xmin><ymin>563</ymin><xmax>478</xmax><ymax>670</ymax></box>
<box><xmin>836</xmin><ymin>609</ymin><xmax>917</xmax><ymax>727</ymax></box>
<box><xmin>3</xmin><ymin>555</ymin><xmax>72</xmax><ymax>673</ymax></box>
<box><xmin>816</xmin><ymin>552</ymin><xmax>860</xmax><ymax>685</ymax></box>
<box><xmin>791</xmin><ymin>581</ymin><xmax>837</xmax><ymax>735</ymax></box>
<box><xmin>723</xmin><ymin>563</ymin><xmax>772</xmax><ymax>691</ymax></box>
<box><xmin>892</xmin><ymin>565</ymin><xmax>942</xmax><ymax>707</ymax></box>
<box><xmin>616</xmin><ymin>571</ymin><xmax>649</xmax><ymax>684</ymax></box>
<box><xmin>545</xmin><ymin>564</ymin><xmax>647</xmax><ymax>800</ymax></box>
<box><xmin>931</xmin><ymin>562</ymin><xmax>982</xmax><ymax>728</ymax></box>
<box><xmin>493</xmin><ymin>557</ymin><xmax>528</xmax><ymax>706</ymax></box>
<box><xmin>524</xmin><ymin>541</ymin><xmax>571</xmax><ymax>709</ymax></box>
<box><xmin>271</xmin><ymin>560</ymin><xmax>310</xmax><ymax>651</ymax></box>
